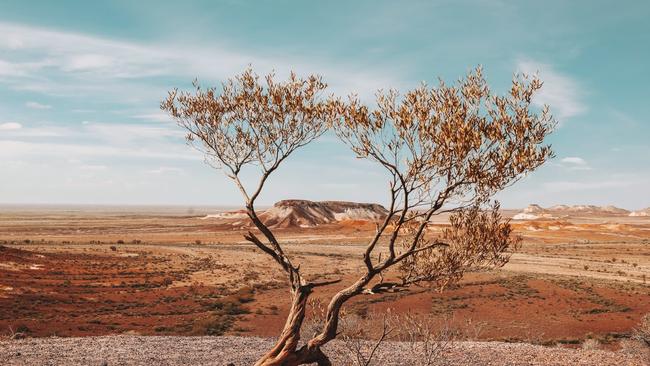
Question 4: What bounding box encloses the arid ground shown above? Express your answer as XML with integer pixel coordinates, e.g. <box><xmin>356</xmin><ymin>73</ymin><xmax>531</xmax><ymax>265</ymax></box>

<box><xmin>0</xmin><ymin>205</ymin><xmax>649</xmax><ymax>357</ymax></box>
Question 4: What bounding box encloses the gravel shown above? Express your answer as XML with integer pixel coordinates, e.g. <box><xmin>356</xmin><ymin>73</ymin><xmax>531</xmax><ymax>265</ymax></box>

<box><xmin>0</xmin><ymin>335</ymin><xmax>646</xmax><ymax>366</ymax></box>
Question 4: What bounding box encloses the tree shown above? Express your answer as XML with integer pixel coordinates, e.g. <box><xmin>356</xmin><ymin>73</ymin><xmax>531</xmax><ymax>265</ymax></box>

<box><xmin>161</xmin><ymin>66</ymin><xmax>555</xmax><ymax>366</ymax></box>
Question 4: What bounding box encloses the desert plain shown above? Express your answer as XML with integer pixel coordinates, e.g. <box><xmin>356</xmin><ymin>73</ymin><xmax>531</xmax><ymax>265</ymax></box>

<box><xmin>0</xmin><ymin>202</ymin><xmax>649</xmax><ymax>365</ymax></box>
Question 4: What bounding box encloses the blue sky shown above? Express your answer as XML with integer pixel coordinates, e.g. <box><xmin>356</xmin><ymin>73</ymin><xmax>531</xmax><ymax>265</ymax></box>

<box><xmin>0</xmin><ymin>0</ymin><xmax>648</xmax><ymax>209</ymax></box>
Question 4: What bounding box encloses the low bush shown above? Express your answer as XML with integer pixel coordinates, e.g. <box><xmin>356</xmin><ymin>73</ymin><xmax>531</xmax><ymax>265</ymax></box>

<box><xmin>581</xmin><ymin>338</ymin><xmax>600</xmax><ymax>350</ymax></box>
<box><xmin>192</xmin><ymin>315</ymin><xmax>233</xmax><ymax>336</ymax></box>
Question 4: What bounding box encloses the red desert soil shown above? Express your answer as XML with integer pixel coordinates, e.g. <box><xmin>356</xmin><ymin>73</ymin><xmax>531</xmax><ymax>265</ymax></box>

<box><xmin>0</xmin><ymin>206</ymin><xmax>649</xmax><ymax>350</ymax></box>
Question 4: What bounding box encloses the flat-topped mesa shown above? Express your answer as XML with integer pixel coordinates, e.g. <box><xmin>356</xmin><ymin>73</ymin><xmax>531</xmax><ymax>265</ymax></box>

<box><xmin>260</xmin><ymin>199</ymin><xmax>389</xmax><ymax>228</ymax></box>
<box><xmin>522</xmin><ymin>204</ymin><xmax>545</xmax><ymax>213</ymax></box>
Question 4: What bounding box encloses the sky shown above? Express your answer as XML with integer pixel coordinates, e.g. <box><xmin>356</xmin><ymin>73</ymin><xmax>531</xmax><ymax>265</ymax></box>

<box><xmin>0</xmin><ymin>0</ymin><xmax>649</xmax><ymax>209</ymax></box>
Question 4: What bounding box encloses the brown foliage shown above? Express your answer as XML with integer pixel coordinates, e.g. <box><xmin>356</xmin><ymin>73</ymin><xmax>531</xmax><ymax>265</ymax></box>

<box><xmin>398</xmin><ymin>202</ymin><xmax>521</xmax><ymax>289</ymax></box>
<box><xmin>337</xmin><ymin>67</ymin><xmax>553</xmax><ymax>203</ymax></box>
<box><xmin>161</xmin><ymin>67</ymin><xmax>340</xmax><ymax>181</ymax></box>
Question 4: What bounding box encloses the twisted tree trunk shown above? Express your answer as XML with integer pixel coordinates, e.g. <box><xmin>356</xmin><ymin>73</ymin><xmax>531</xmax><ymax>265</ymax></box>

<box><xmin>254</xmin><ymin>286</ymin><xmax>331</xmax><ymax>366</ymax></box>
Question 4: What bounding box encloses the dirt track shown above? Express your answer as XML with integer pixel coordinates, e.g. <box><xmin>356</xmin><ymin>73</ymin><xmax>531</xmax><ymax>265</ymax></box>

<box><xmin>0</xmin><ymin>335</ymin><xmax>647</xmax><ymax>365</ymax></box>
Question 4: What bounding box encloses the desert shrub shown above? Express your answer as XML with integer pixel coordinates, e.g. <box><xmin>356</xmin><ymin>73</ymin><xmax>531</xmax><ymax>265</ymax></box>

<box><xmin>394</xmin><ymin>313</ymin><xmax>454</xmax><ymax>366</ymax></box>
<box><xmin>617</xmin><ymin>314</ymin><xmax>650</xmax><ymax>362</ymax></box>
<box><xmin>6</xmin><ymin>324</ymin><xmax>31</xmax><ymax>339</ymax></box>
<box><xmin>461</xmin><ymin>318</ymin><xmax>487</xmax><ymax>341</ymax></box>
<box><xmin>116</xmin><ymin>240</ymin><xmax>124</xmax><ymax>244</ymax></box>
<box><xmin>109</xmin><ymin>246</ymin><xmax>117</xmax><ymax>251</ymax></box>
<box><xmin>161</xmin><ymin>277</ymin><xmax>173</xmax><ymax>287</ymax></box>
<box><xmin>633</xmin><ymin>314</ymin><xmax>650</xmax><ymax>347</ymax></box>
<box><xmin>301</xmin><ymin>299</ymin><xmax>327</xmax><ymax>339</ymax></box>
<box><xmin>582</xmin><ymin>338</ymin><xmax>600</xmax><ymax>350</ymax></box>
<box><xmin>192</xmin><ymin>315</ymin><xmax>233</xmax><ymax>336</ymax></box>
<box><xmin>619</xmin><ymin>339</ymin><xmax>645</xmax><ymax>355</ymax></box>
<box><xmin>333</xmin><ymin>310</ymin><xmax>455</xmax><ymax>366</ymax></box>
<box><xmin>339</xmin><ymin>312</ymin><xmax>393</xmax><ymax>366</ymax></box>
<box><xmin>632</xmin><ymin>314</ymin><xmax>650</xmax><ymax>362</ymax></box>
<box><xmin>213</xmin><ymin>299</ymin><xmax>250</xmax><ymax>315</ymax></box>
<box><xmin>223</xmin><ymin>302</ymin><xmax>249</xmax><ymax>315</ymax></box>
<box><xmin>233</xmin><ymin>287</ymin><xmax>255</xmax><ymax>303</ymax></box>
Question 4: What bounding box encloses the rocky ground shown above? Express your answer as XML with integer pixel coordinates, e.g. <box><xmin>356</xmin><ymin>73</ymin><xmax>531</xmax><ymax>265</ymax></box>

<box><xmin>0</xmin><ymin>335</ymin><xmax>647</xmax><ymax>366</ymax></box>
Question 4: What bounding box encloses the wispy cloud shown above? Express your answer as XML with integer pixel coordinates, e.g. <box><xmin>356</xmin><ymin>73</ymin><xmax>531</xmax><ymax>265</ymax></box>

<box><xmin>0</xmin><ymin>122</ymin><xmax>22</xmax><ymax>130</ymax></box>
<box><xmin>0</xmin><ymin>22</ymin><xmax>402</xmax><ymax>99</ymax></box>
<box><xmin>0</xmin><ymin>121</ymin><xmax>194</xmax><ymax>161</ymax></box>
<box><xmin>133</xmin><ymin>112</ymin><xmax>174</xmax><ymax>123</ymax></box>
<box><xmin>0</xmin><ymin>59</ymin><xmax>24</xmax><ymax>77</ymax></box>
<box><xmin>516</xmin><ymin>59</ymin><xmax>586</xmax><ymax>123</ymax></box>
<box><xmin>559</xmin><ymin>156</ymin><xmax>591</xmax><ymax>171</ymax></box>
<box><xmin>25</xmin><ymin>101</ymin><xmax>52</xmax><ymax>110</ymax></box>
<box><xmin>0</xmin><ymin>139</ymin><xmax>196</xmax><ymax>161</ymax></box>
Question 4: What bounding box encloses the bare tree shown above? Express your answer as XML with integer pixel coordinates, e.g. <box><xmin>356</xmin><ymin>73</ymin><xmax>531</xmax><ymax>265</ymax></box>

<box><xmin>162</xmin><ymin>66</ymin><xmax>554</xmax><ymax>365</ymax></box>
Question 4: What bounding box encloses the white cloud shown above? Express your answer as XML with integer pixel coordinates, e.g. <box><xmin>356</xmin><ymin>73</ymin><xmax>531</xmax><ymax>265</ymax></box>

<box><xmin>0</xmin><ymin>59</ymin><xmax>23</xmax><ymax>76</ymax></box>
<box><xmin>0</xmin><ymin>58</ymin><xmax>53</xmax><ymax>78</ymax></box>
<box><xmin>0</xmin><ymin>125</ymin><xmax>67</xmax><ymax>137</ymax></box>
<box><xmin>0</xmin><ymin>122</ymin><xmax>22</xmax><ymax>130</ymax></box>
<box><xmin>0</xmin><ymin>121</ymin><xmax>193</xmax><ymax>161</ymax></box>
<box><xmin>64</xmin><ymin>54</ymin><xmax>117</xmax><ymax>72</ymax></box>
<box><xmin>133</xmin><ymin>112</ymin><xmax>174</xmax><ymax>123</ymax></box>
<box><xmin>25</xmin><ymin>101</ymin><xmax>52</xmax><ymax>109</ymax></box>
<box><xmin>83</xmin><ymin>122</ymin><xmax>183</xmax><ymax>145</ymax></box>
<box><xmin>561</xmin><ymin>157</ymin><xmax>586</xmax><ymax>165</ymax></box>
<box><xmin>516</xmin><ymin>59</ymin><xmax>586</xmax><ymax>123</ymax></box>
<box><xmin>559</xmin><ymin>156</ymin><xmax>591</xmax><ymax>170</ymax></box>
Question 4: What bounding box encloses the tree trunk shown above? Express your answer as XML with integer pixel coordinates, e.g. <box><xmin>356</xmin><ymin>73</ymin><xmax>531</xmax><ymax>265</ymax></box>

<box><xmin>254</xmin><ymin>286</ymin><xmax>331</xmax><ymax>366</ymax></box>
<box><xmin>306</xmin><ymin>274</ymin><xmax>373</xmax><ymax>349</ymax></box>
<box><xmin>255</xmin><ymin>274</ymin><xmax>376</xmax><ymax>365</ymax></box>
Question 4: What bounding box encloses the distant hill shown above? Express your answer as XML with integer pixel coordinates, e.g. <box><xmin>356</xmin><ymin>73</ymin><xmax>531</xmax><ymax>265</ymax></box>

<box><xmin>513</xmin><ymin>204</ymin><xmax>630</xmax><ymax>220</ymax></box>
<box><xmin>629</xmin><ymin>207</ymin><xmax>650</xmax><ymax>217</ymax></box>
<box><xmin>259</xmin><ymin>200</ymin><xmax>388</xmax><ymax>228</ymax></box>
<box><xmin>547</xmin><ymin>204</ymin><xmax>630</xmax><ymax>215</ymax></box>
<box><xmin>202</xmin><ymin>200</ymin><xmax>388</xmax><ymax>228</ymax></box>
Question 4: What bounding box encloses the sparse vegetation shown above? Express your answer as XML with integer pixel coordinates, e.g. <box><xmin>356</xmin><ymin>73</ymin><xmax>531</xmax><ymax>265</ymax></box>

<box><xmin>393</xmin><ymin>313</ymin><xmax>454</xmax><ymax>366</ymax></box>
<box><xmin>192</xmin><ymin>315</ymin><xmax>233</xmax><ymax>336</ymax></box>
